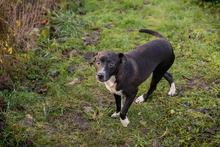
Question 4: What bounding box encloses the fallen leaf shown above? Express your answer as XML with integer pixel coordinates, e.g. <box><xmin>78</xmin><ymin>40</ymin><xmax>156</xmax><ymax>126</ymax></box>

<box><xmin>139</xmin><ymin>120</ymin><xmax>147</xmax><ymax>125</ymax></box>
<box><xmin>82</xmin><ymin>51</ymin><xmax>93</xmax><ymax>59</ymax></box>
<box><xmin>84</xmin><ymin>40</ymin><xmax>91</xmax><ymax>46</ymax></box>
<box><xmin>163</xmin><ymin>14</ymin><xmax>166</xmax><ymax>19</ymax></box>
<box><xmin>127</xmin><ymin>29</ymin><xmax>134</xmax><ymax>32</ymax></box>
<box><xmin>78</xmin><ymin>76</ymin><xmax>83</xmax><ymax>81</ymax></box>
<box><xmin>38</xmin><ymin>88</ymin><xmax>48</xmax><ymax>94</ymax></box>
<box><xmin>26</xmin><ymin>114</ymin><xmax>33</xmax><ymax>120</ymax></box>
<box><xmin>17</xmin><ymin>105</ymin><xmax>25</xmax><ymax>111</ymax></box>
<box><xmin>72</xmin><ymin>49</ymin><xmax>80</xmax><ymax>55</ymax></box>
<box><xmin>135</xmin><ymin>43</ymin><xmax>140</xmax><ymax>46</ymax></box>
<box><xmin>141</xmin><ymin>128</ymin><xmax>150</xmax><ymax>134</ymax></box>
<box><xmin>178</xmin><ymin>85</ymin><xmax>183</xmax><ymax>91</ymax></box>
<box><xmin>187</xmin><ymin>127</ymin><xmax>192</xmax><ymax>132</ymax></box>
<box><xmin>206</xmin><ymin>29</ymin><xmax>212</xmax><ymax>33</ymax></box>
<box><xmin>81</xmin><ymin>37</ymin><xmax>88</xmax><ymax>40</ymax></box>
<box><xmin>206</xmin><ymin>128</ymin><xmax>215</xmax><ymax>135</ymax></box>
<box><xmin>83</xmin><ymin>106</ymin><xmax>92</xmax><ymax>112</ymax></box>
<box><xmin>108</xmin><ymin>99</ymin><xmax>114</xmax><ymax>103</ymax></box>
<box><xmin>94</xmin><ymin>35</ymin><xmax>99</xmax><ymax>41</ymax></box>
<box><xmin>175</xmin><ymin>138</ymin><xmax>179</xmax><ymax>142</ymax></box>
<box><xmin>201</xmin><ymin>109</ymin><xmax>211</xmax><ymax>114</ymax></box>
<box><xmin>66</xmin><ymin>34</ymin><xmax>71</xmax><ymax>37</ymax></box>
<box><xmin>41</xmin><ymin>19</ymin><xmax>49</xmax><ymax>26</ymax></box>
<box><xmin>92</xmin><ymin>111</ymin><xmax>103</xmax><ymax>119</ymax></box>
<box><xmin>184</xmin><ymin>102</ymin><xmax>191</xmax><ymax>107</ymax></box>
<box><xmin>105</xmin><ymin>24</ymin><xmax>115</xmax><ymax>29</ymax></box>
<box><xmin>51</xmin><ymin>71</ymin><xmax>60</xmax><ymax>77</ymax></box>
<box><xmin>83</xmin><ymin>31</ymin><xmax>90</xmax><ymax>36</ymax></box>
<box><xmin>41</xmin><ymin>69</ymin><xmax>48</xmax><ymax>73</ymax></box>
<box><xmin>34</xmin><ymin>84</ymin><xmax>41</xmax><ymax>89</ymax></box>
<box><xmin>143</xmin><ymin>1</ymin><xmax>150</xmax><ymax>5</ymax></box>
<box><xmin>81</xmin><ymin>37</ymin><xmax>92</xmax><ymax>46</ymax></box>
<box><xmin>90</xmin><ymin>28</ymin><xmax>102</xmax><ymax>32</ymax></box>
<box><xmin>64</xmin><ymin>78</ymin><xmax>80</xmax><ymax>86</ymax></box>
<box><xmin>120</xmin><ymin>10</ymin><xmax>126</xmax><ymax>14</ymax></box>
<box><xmin>62</xmin><ymin>49</ymin><xmax>69</xmax><ymax>55</ymax></box>
<box><xmin>68</xmin><ymin>64</ymin><xmax>75</xmax><ymax>72</ymax></box>
<box><xmin>200</xmin><ymin>109</ymin><xmax>213</xmax><ymax>116</ymax></box>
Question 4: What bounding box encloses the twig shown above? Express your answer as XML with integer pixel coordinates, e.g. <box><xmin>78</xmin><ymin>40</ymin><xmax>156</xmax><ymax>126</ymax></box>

<box><xmin>0</xmin><ymin>16</ymin><xmax>27</xmax><ymax>45</ymax></box>
<box><xmin>157</xmin><ymin>127</ymin><xmax>168</xmax><ymax>138</ymax></box>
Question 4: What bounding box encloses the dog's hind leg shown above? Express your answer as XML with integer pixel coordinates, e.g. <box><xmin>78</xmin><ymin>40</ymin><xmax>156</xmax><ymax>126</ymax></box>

<box><xmin>111</xmin><ymin>94</ymin><xmax>122</xmax><ymax>118</ymax></box>
<box><xmin>163</xmin><ymin>72</ymin><xmax>176</xmax><ymax>96</ymax></box>
<box><xmin>135</xmin><ymin>72</ymin><xmax>164</xmax><ymax>103</ymax></box>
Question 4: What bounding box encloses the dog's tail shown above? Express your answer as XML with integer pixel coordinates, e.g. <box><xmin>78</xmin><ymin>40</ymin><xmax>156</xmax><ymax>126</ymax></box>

<box><xmin>139</xmin><ymin>29</ymin><xmax>166</xmax><ymax>40</ymax></box>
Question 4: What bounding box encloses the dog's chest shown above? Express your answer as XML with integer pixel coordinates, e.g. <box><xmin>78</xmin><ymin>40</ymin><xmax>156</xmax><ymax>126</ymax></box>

<box><xmin>104</xmin><ymin>76</ymin><xmax>123</xmax><ymax>95</ymax></box>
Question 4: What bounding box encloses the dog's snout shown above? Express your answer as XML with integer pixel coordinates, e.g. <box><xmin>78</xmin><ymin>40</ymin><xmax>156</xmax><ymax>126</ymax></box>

<box><xmin>98</xmin><ymin>73</ymin><xmax>104</xmax><ymax>80</ymax></box>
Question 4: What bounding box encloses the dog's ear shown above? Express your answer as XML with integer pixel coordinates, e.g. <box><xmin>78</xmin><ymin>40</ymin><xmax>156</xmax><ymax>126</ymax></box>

<box><xmin>90</xmin><ymin>52</ymin><xmax>99</xmax><ymax>66</ymax></box>
<box><xmin>118</xmin><ymin>53</ymin><xmax>126</xmax><ymax>65</ymax></box>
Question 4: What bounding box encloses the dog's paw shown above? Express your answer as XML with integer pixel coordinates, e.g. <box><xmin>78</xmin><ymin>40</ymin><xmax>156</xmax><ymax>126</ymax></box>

<box><xmin>135</xmin><ymin>95</ymin><xmax>145</xmax><ymax>103</ymax></box>
<box><xmin>111</xmin><ymin>112</ymin><xmax>120</xmax><ymax>118</ymax></box>
<box><xmin>168</xmin><ymin>83</ymin><xmax>176</xmax><ymax>96</ymax></box>
<box><xmin>120</xmin><ymin>117</ymin><xmax>130</xmax><ymax>127</ymax></box>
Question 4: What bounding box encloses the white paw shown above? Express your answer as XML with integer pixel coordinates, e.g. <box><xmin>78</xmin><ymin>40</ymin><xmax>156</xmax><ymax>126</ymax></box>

<box><xmin>135</xmin><ymin>95</ymin><xmax>145</xmax><ymax>103</ymax></box>
<box><xmin>168</xmin><ymin>82</ymin><xmax>176</xmax><ymax>96</ymax></box>
<box><xmin>111</xmin><ymin>112</ymin><xmax>120</xmax><ymax>118</ymax></box>
<box><xmin>120</xmin><ymin>117</ymin><xmax>130</xmax><ymax>127</ymax></box>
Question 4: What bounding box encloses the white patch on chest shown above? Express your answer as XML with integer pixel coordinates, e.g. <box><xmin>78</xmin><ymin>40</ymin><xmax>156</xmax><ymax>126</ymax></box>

<box><xmin>104</xmin><ymin>76</ymin><xmax>123</xmax><ymax>95</ymax></box>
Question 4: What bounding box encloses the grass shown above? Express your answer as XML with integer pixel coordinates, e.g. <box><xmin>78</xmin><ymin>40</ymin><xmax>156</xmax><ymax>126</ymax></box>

<box><xmin>0</xmin><ymin>0</ymin><xmax>220</xmax><ymax>146</ymax></box>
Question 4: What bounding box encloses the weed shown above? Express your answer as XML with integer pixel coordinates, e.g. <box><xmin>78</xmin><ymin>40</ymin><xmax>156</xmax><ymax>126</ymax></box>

<box><xmin>1</xmin><ymin>0</ymin><xmax>220</xmax><ymax>146</ymax></box>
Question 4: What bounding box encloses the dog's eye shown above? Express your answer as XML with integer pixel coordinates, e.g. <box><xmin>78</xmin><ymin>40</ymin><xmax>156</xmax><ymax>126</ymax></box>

<box><xmin>97</xmin><ymin>61</ymin><xmax>100</xmax><ymax>65</ymax></box>
<box><xmin>109</xmin><ymin>63</ymin><xmax>114</xmax><ymax>67</ymax></box>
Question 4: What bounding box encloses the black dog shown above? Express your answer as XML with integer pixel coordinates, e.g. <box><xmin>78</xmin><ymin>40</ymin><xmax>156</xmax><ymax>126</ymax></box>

<box><xmin>94</xmin><ymin>29</ymin><xmax>176</xmax><ymax>127</ymax></box>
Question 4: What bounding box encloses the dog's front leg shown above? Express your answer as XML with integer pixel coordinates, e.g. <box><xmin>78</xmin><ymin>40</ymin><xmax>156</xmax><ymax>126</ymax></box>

<box><xmin>120</xmin><ymin>92</ymin><xmax>137</xmax><ymax>127</ymax></box>
<box><xmin>111</xmin><ymin>94</ymin><xmax>122</xmax><ymax>118</ymax></box>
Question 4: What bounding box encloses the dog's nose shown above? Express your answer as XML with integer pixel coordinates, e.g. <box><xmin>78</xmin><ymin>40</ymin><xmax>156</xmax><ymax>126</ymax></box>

<box><xmin>98</xmin><ymin>73</ymin><xmax>104</xmax><ymax>80</ymax></box>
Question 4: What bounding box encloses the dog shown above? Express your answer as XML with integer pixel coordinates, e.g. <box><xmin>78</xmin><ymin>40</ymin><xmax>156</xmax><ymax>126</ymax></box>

<box><xmin>93</xmin><ymin>29</ymin><xmax>176</xmax><ymax>127</ymax></box>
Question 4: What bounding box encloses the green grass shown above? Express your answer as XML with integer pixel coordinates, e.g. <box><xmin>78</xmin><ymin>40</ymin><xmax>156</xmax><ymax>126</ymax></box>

<box><xmin>1</xmin><ymin>0</ymin><xmax>220</xmax><ymax>146</ymax></box>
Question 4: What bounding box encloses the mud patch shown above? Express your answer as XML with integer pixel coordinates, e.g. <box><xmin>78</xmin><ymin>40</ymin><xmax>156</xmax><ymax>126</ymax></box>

<box><xmin>54</xmin><ymin>112</ymin><xmax>90</xmax><ymax>132</ymax></box>
<box><xmin>184</xmin><ymin>77</ymin><xmax>215</xmax><ymax>92</ymax></box>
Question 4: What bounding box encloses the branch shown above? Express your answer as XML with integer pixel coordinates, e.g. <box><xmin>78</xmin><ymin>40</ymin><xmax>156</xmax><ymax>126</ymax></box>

<box><xmin>157</xmin><ymin>127</ymin><xmax>168</xmax><ymax>138</ymax></box>
<box><xmin>0</xmin><ymin>17</ymin><xmax>27</xmax><ymax>45</ymax></box>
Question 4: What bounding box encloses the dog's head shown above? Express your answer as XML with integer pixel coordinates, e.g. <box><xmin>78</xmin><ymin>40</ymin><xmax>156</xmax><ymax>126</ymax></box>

<box><xmin>93</xmin><ymin>50</ymin><xmax>126</xmax><ymax>82</ymax></box>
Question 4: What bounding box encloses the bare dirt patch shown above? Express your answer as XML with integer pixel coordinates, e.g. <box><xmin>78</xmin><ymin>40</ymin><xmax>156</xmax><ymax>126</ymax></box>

<box><xmin>183</xmin><ymin>77</ymin><xmax>217</xmax><ymax>92</ymax></box>
<box><xmin>54</xmin><ymin>112</ymin><xmax>90</xmax><ymax>132</ymax></box>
